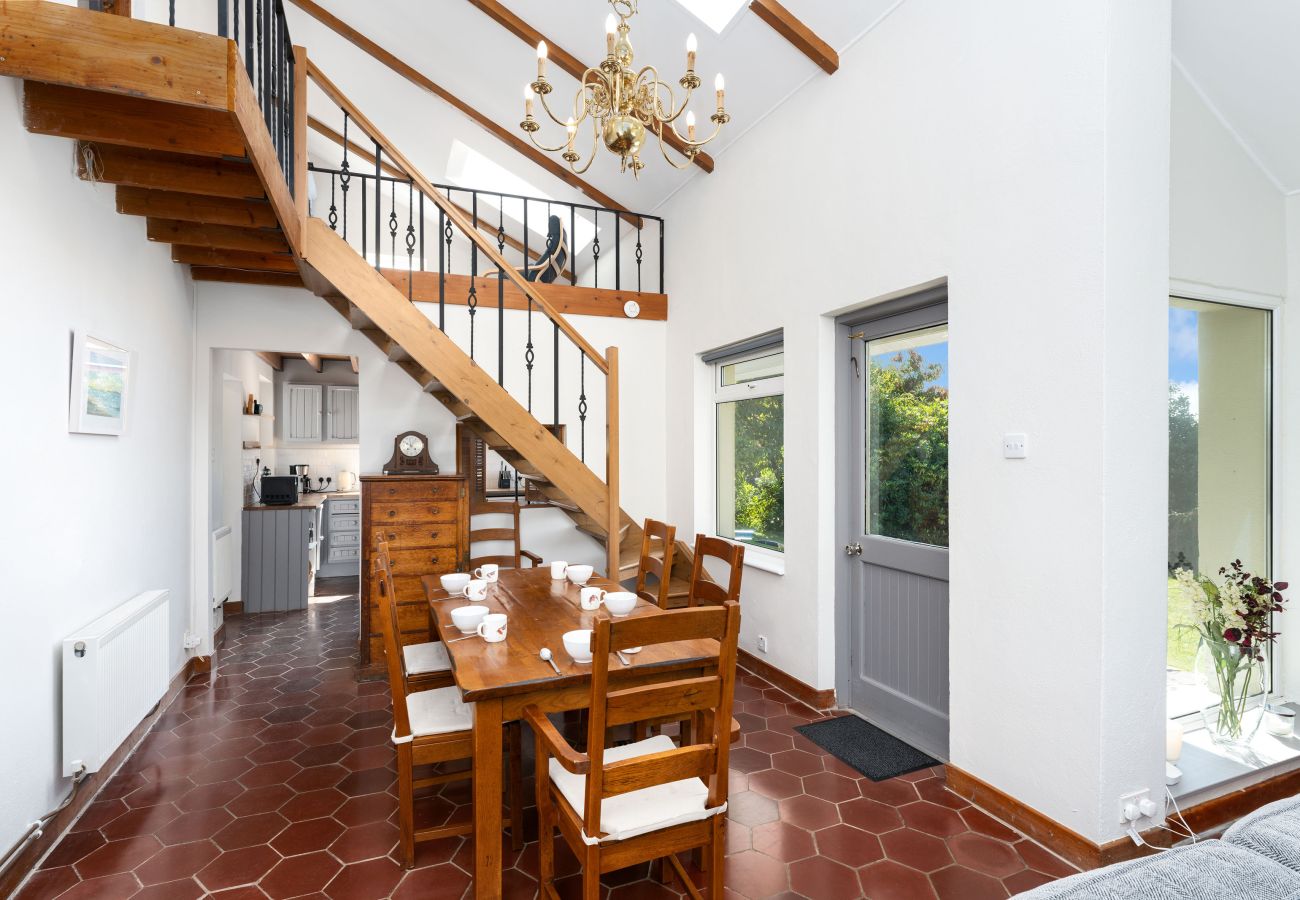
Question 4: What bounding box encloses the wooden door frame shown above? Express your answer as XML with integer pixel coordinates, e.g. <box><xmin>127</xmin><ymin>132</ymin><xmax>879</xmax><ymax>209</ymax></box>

<box><xmin>833</xmin><ymin>284</ymin><xmax>949</xmax><ymax>754</ymax></box>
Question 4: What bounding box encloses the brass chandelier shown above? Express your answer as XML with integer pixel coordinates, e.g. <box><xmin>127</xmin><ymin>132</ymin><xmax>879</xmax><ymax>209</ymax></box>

<box><xmin>520</xmin><ymin>0</ymin><xmax>729</xmax><ymax>177</ymax></box>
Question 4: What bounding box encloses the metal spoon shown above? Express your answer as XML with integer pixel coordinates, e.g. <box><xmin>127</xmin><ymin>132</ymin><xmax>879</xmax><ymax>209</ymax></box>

<box><xmin>540</xmin><ymin>647</ymin><xmax>561</xmax><ymax>676</ymax></box>
<box><xmin>615</xmin><ymin>650</ymin><xmax>632</xmax><ymax>667</ymax></box>
<box><xmin>445</xmin><ymin>633</ymin><xmax>478</xmax><ymax>643</ymax></box>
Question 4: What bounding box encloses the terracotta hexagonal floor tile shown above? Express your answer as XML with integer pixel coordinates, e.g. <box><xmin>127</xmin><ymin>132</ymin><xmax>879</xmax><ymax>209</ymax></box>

<box><xmin>59</xmin><ymin>873</ymin><xmax>142</xmax><ymax>899</ymax></box>
<box><xmin>839</xmin><ymin>797</ymin><xmax>904</xmax><ymax>835</ymax></box>
<box><xmin>271</xmin><ymin>817</ymin><xmax>347</xmax><ymax>857</ymax></box>
<box><xmin>238</xmin><ymin>761</ymin><xmax>302</xmax><ymax>790</ymax></box>
<box><xmin>281</xmin><ymin>788</ymin><xmax>348</xmax><ymax>822</ymax></box>
<box><xmin>287</xmin><ymin>764</ymin><xmax>349</xmax><ymax>793</ymax></box>
<box><xmin>134</xmin><ymin>840</ymin><xmax>221</xmax><ymax>886</ymax></box>
<box><xmin>769</xmin><ymin>749</ymin><xmax>823</xmax><ymax>778</ymax></box>
<box><xmin>260</xmin><ymin>850</ymin><xmax>341</xmax><ymax>899</ymax></box>
<box><xmin>750</xmin><ymin>821</ymin><xmax>815</xmax><ymax>862</ymax></box>
<box><xmin>195</xmin><ymin>845</ymin><xmax>281</xmax><ymax>893</ymax></box>
<box><xmin>858</xmin><ymin>777</ymin><xmax>921</xmax><ymax>807</ymax></box>
<box><xmin>334</xmin><ymin>793</ymin><xmax>396</xmax><ymax>828</ymax></box>
<box><xmin>726</xmin><ymin>792</ymin><xmax>780</xmax><ymax>828</ymax></box>
<box><xmin>880</xmin><ymin>827</ymin><xmax>953</xmax><ymax>873</ymax></box>
<box><xmin>858</xmin><ymin>859</ymin><xmax>938</xmax><ymax>900</ymax></box>
<box><xmin>74</xmin><ymin>835</ymin><xmax>162</xmax><ymax>879</ymax></box>
<box><xmin>134</xmin><ymin>877</ymin><xmax>205</xmax><ymax>899</ymax></box>
<box><xmin>101</xmin><ymin>803</ymin><xmax>182</xmax><ymax>843</ymax></box>
<box><xmin>898</xmin><ymin>801</ymin><xmax>966</xmax><ymax>838</ymax></box>
<box><xmin>744</xmin><ymin>730</ymin><xmax>795</xmax><ymax>755</ymax></box>
<box><xmin>212</xmin><ymin>812</ymin><xmax>289</xmax><ymax>851</ymax></box>
<box><xmin>1004</xmin><ymin>869</ymin><xmax>1057</xmax><ymax>894</ymax></box>
<box><xmin>176</xmin><ymin>782</ymin><xmax>244</xmax><ymax>813</ymax></box>
<box><xmin>330</xmin><ymin>821</ymin><xmax>400</xmax><ymax>864</ymax></box>
<box><xmin>391</xmin><ymin>862</ymin><xmax>471</xmax><ymax>900</ymax></box>
<box><xmin>322</xmin><ymin>857</ymin><xmax>405</xmax><ymax>899</ymax></box>
<box><xmin>929</xmin><ymin>864</ymin><xmax>1009</xmax><ymax>899</ymax></box>
<box><xmin>727</xmin><ymin>748</ymin><xmax>772</xmax><ymax>775</ymax></box>
<box><xmin>777</xmin><ymin>794</ymin><xmax>839</xmax><ymax>832</ymax></box>
<box><xmin>14</xmin><ymin>866</ymin><xmax>81</xmax><ymax>900</ymax></box>
<box><xmin>802</xmin><ymin>771</ymin><xmax>861</xmax><ymax>804</ymax></box>
<box><xmin>154</xmin><ymin>807</ymin><xmax>236</xmax><ymax>846</ymax></box>
<box><xmin>947</xmin><ymin>831</ymin><xmax>1025</xmax><ymax>878</ymax></box>
<box><xmin>915</xmin><ymin>778</ymin><xmax>969</xmax><ymax>811</ymax></box>
<box><xmin>723</xmin><ymin>849</ymin><xmax>789</xmax><ymax>899</ymax></box>
<box><xmin>1014</xmin><ymin>839</ymin><xmax>1078</xmax><ymax>878</ymax></box>
<box><xmin>747</xmin><ymin>768</ymin><xmax>805</xmax><ymax>801</ymax></box>
<box><xmin>789</xmin><ymin>855</ymin><xmax>862</xmax><ymax>900</ymax></box>
<box><xmin>813</xmin><ymin>823</ymin><xmax>884</xmax><ymax>868</ymax></box>
<box><xmin>959</xmin><ymin>807</ymin><xmax>1021</xmax><ymax>842</ymax></box>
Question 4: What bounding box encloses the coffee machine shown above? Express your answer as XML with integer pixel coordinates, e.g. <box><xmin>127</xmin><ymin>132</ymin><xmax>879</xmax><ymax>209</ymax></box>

<box><xmin>289</xmin><ymin>464</ymin><xmax>311</xmax><ymax>494</ymax></box>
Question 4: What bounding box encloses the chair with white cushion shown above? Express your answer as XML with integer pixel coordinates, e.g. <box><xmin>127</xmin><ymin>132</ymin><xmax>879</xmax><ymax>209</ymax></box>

<box><xmin>525</xmin><ymin>601</ymin><xmax>741</xmax><ymax>899</ymax></box>
<box><xmin>369</xmin><ymin>535</ymin><xmax>455</xmax><ymax>690</ymax></box>
<box><xmin>373</xmin><ymin>543</ymin><xmax>523</xmax><ymax>867</ymax></box>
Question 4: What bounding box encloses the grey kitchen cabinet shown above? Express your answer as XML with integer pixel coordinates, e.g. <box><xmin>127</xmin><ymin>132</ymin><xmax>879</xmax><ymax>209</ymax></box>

<box><xmin>284</xmin><ymin>383</ymin><xmax>322</xmax><ymax>442</ymax></box>
<box><xmin>326</xmin><ymin>385</ymin><xmax>360</xmax><ymax>442</ymax></box>
<box><xmin>240</xmin><ymin>502</ymin><xmax>322</xmax><ymax>612</ymax></box>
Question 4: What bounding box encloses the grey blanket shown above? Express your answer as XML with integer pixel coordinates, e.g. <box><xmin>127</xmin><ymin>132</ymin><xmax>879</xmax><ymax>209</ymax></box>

<box><xmin>1223</xmin><ymin>795</ymin><xmax>1300</xmax><ymax>874</ymax></box>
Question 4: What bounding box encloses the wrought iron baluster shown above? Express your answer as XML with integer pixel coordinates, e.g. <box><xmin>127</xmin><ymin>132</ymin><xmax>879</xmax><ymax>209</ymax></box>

<box><xmin>218</xmin><ymin>0</ymin><xmax>228</xmax><ymax>37</ymax></box>
<box><xmin>497</xmin><ymin>199</ymin><xmax>506</xmax><ymax>387</ymax></box>
<box><xmin>244</xmin><ymin>0</ymin><xmax>254</xmax><ymax>78</ymax></box>
<box><xmin>570</xmin><ymin>206</ymin><xmax>577</xmax><ymax>285</ymax></box>
<box><xmin>553</xmin><ymin>322</ymin><xmax>560</xmax><ymax>428</ymax></box>
<box><xmin>373</xmin><ymin>141</ymin><xmax>382</xmax><ymax>270</ymax></box>
<box><xmin>405</xmin><ymin>181</ymin><xmax>416</xmax><ymax>302</ymax></box>
<box><xmin>635</xmin><ymin>226</ymin><xmax>643</xmax><ymax>291</ymax></box>
<box><xmin>339</xmin><ymin>113</ymin><xmax>351</xmax><ymax>241</ymax></box>
<box><xmin>169</xmin><ymin>0</ymin><xmax>175</xmax><ymax>26</ymax></box>
<box><xmin>659</xmin><ymin>219</ymin><xmax>665</xmax><ymax>293</ymax></box>
<box><xmin>592</xmin><ymin>211</ymin><xmax>600</xmax><ymax>289</ymax></box>
<box><xmin>360</xmin><ymin>176</ymin><xmax>367</xmax><ymax>261</ymax></box>
<box><xmin>525</xmin><ymin>199</ymin><xmax>533</xmax><ymax>412</ymax></box>
<box><xmin>327</xmin><ymin>172</ymin><xmax>337</xmax><ymax>231</ymax></box>
<box><xmin>468</xmin><ymin>192</ymin><xmax>478</xmax><ymax>359</ymax></box>
<box><xmin>439</xmin><ymin>201</ymin><xmax>447</xmax><ymax>332</ymax></box>
<box><xmin>388</xmin><ymin>177</ymin><xmax>399</xmax><ymax>268</ymax></box>
<box><xmin>255</xmin><ymin>0</ymin><xmax>263</xmax><ymax>107</ymax></box>
<box><xmin>578</xmin><ymin>353</ymin><xmax>587</xmax><ymax>463</ymax></box>
<box><xmin>418</xmin><ymin>191</ymin><xmax>425</xmax><ymax>272</ymax></box>
<box><xmin>234</xmin><ymin>0</ymin><xmax>240</xmax><ymax>52</ymax></box>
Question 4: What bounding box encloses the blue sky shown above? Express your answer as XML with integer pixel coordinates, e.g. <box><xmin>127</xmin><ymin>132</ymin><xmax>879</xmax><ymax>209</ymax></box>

<box><xmin>872</xmin><ymin>340</ymin><xmax>949</xmax><ymax>390</ymax></box>
<box><xmin>1169</xmin><ymin>307</ymin><xmax>1198</xmax><ymax>384</ymax></box>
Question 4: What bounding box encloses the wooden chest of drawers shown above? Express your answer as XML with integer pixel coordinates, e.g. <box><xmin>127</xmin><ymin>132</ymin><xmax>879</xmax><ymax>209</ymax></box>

<box><xmin>360</xmin><ymin>475</ymin><xmax>469</xmax><ymax>672</ymax></box>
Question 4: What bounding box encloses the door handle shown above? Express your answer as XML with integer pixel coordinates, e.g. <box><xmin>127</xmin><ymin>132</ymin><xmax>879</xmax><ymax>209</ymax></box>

<box><xmin>844</xmin><ymin>542</ymin><xmax>863</xmax><ymax>557</ymax></box>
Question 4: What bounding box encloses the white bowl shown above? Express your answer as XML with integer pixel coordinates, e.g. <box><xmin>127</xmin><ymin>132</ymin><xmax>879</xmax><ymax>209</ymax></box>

<box><xmin>440</xmin><ymin>573</ymin><xmax>471</xmax><ymax>596</ymax></box>
<box><xmin>450</xmin><ymin>604</ymin><xmax>489</xmax><ymax>634</ymax></box>
<box><xmin>603</xmin><ymin>592</ymin><xmax>637</xmax><ymax>617</ymax></box>
<box><xmin>565</xmin><ymin>565</ymin><xmax>594</xmax><ymax>585</ymax></box>
<box><xmin>562</xmin><ymin>629</ymin><xmax>593</xmax><ymax>664</ymax></box>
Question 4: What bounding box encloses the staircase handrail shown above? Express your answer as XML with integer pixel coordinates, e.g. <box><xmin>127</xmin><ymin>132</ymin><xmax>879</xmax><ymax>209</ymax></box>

<box><xmin>305</xmin><ymin>58</ymin><xmax>610</xmax><ymax>375</ymax></box>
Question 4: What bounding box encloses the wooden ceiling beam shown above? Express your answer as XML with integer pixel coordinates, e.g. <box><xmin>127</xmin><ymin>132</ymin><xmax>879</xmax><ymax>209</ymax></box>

<box><xmin>749</xmin><ymin>0</ymin><xmax>838</xmax><ymax>75</ymax></box>
<box><xmin>463</xmin><ymin>0</ymin><xmax>714</xmax><ymax>174</ymax></box>
<box><xmin>79</xmin><ymin>144</ymin><xmax>266</xmax><ymax>200</ymax></box>
<box><xmin>302</xmin><ymin>352</ymin><xmax>324</xmax><ymax>373</ymax></box>
<box><xmin>256</xmin><ymin>352</ymin><xmax>286</xmax><ymax>371</ymax></box>
<box><xmin>22</xmin><ymin>81</ymin><xmax>245</xmax><ymax>158</ymax></box>
<box><xmin>146</xmin><ymin>218</ymin><xmax>290</xmax><ymax>254</ymax></box>
<box><xmin>307</xmin><ymin>116</ymin><xmax>574</xmax><ymax>283</ymax></box>
<box><xmin>190</xmin><ymin>267</ymin><xmax>305</xmax><ymax>288</ymax></box>
<box><xmin>117</xmin><ymin>188</ymin><xmax>278</xmax><ymax>229</ymax></box>
<box><xmin>286</xmin><ymin>0</ymin><xmax>641</xmax><ymax>226</ymax></box>
<box><xmin>350</xmin><ymin>356</ymin><xmax>359</xmax><ymax>375</ymax></box>
<box><xmin>172</xmin><ymin>245</ymin><xmax>300</xmax><ymax>273</ymax></box>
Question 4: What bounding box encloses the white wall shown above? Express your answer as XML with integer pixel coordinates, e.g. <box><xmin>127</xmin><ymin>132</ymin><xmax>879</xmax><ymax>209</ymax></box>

<box><xmin>660</xmin><ymin>0</ymin><xmax>1170</xmax><ymax>844</ymax></box>
<box><xmin>0</xmin><ymin>80</ymin><xmax>195</xmax><ymax>853</ymax></box>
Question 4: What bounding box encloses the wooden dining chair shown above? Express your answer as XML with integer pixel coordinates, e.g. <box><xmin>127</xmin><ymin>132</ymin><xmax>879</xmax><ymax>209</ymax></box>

<box><xmin>370</xmin><ymin>535</ymin><xmax>453</xmax><ymax>690</ymax></box>
<box><xmin>373</xmin><ymin>542</ymin><xmax>524</xmax><ymax>867</ymax></box>
<box><xmin>633</xmin><ymin>518</ymin><xmax>677</xmax><ymax>608</ymax></box>
<box><xmin>526</xmin><ymin>602</ymin><xmax>741</xmax><ymax>900</ymax></box>
<box><xmin>687</xmin><ymin>535</ymin><xmax>745</xmax><ymax>607</ymax></box>
<box><xmin>469</xmin><ymin>499</ymin><xmax>542</xmax><ymax>572</ymax></box>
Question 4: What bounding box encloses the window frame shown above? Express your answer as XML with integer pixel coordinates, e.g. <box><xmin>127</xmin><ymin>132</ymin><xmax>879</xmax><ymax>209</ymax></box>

<box><xmin>711</xmin><ymin>343</ymin><xmax>786</xmax><ymax>566</ymax></box>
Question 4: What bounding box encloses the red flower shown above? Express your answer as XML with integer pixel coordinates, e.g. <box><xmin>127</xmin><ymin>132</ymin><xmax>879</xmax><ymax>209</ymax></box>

<box><xmin>1224</xmin><ymin>627</ymin><xmax>1243</xmax><ymax>643</ymax></box>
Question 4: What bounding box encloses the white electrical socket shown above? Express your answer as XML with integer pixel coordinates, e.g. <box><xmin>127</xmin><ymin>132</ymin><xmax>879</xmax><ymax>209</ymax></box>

<box><xmin>1003</xmin><ymin>433</ymin><xmax>1028</xmax><ymax>459</ymax></box>
<box><xmin>1117</xmin><ymin>789</ymin><xmax>1153</xmax><ymax>824</ymax></box>
<box><xmin>757</xmin><ymin>635</ymin><xmax>769</xmax><ymax>653</ymax></box>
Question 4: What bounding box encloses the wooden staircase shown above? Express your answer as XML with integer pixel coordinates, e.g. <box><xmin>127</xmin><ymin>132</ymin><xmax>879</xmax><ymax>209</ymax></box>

<box><xmin>1</xmin><ymin>1</ymin><xmax>701</xmax><ymax>596</ymax></box>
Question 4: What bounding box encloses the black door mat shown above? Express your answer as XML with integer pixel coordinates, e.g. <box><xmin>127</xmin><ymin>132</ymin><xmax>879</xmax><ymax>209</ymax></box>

<box><xmin>795</xmin><ymin>715</ymin><xmax>940</xmax><ymax>782</ymax></box>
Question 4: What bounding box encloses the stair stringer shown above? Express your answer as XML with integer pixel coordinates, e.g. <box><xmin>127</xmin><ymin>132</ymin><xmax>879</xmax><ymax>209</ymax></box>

<box><xmin>301</xmin><ymin>218</ymin><xmax>611</xmax><ymax>528</ymax></box>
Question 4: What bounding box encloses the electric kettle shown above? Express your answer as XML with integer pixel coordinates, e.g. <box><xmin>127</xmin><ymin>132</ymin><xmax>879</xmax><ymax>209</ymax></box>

<box><xmin>337</xmin><ymin>470</ymin><xmax>357</xmax><ymax>492</ymax></box>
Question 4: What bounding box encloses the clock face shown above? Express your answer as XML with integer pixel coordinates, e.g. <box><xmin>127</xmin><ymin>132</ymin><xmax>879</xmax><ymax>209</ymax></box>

<box><xmin>399</xmin><ymin>434</ymin><xmax>424</xmax><ymax>457</ymax></box>
<box><xmin>623</xmin><ymin>299</ymin><xmax>641</xmax><ymax>319</ymax></box>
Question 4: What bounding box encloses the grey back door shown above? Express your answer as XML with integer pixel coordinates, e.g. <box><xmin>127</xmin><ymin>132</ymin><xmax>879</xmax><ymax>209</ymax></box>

<box><xmin>839</xmin><ymin>296</ymin><xmax>949</xmax><ymax>760</ymax></box>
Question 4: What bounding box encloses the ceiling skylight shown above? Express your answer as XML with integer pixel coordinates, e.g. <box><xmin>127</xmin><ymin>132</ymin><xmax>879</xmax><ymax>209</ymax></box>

<box><xmin>676</xmin><ymin>0</ymin><xmax>747</xmax><ymax>34</ymax></box>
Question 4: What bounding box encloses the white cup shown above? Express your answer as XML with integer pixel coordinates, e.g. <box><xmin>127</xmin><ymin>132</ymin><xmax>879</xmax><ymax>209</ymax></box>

<box><xmin>550</xmin><ymin>560</ymin><xmax>568</xmax><ymax>580</ymax></box>
<box><xmin>476</xmin><ymin>613</ymin><xmax>508</xmax><ymax>643</ymax></box>
<box><xmin>474</xmin><ymin>563</ymin><xmax>499</xmax><ymax>583</ymax></box>
<box><xmin>464</xmin><ymin>579</ymin><xmax>489</xmax><ymax>602</ymax></box>
<box><xmin>580</xmin><ymin>586</ymin><xmax>606</xmax><ymax>611</ymax></box>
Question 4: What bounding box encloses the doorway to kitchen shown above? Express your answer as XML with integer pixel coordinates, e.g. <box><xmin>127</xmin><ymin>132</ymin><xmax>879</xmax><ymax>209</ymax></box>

<box><xmin>836</xmin><ymin>288</ymin><xmax>950</xmax><ymax>760</ymax></box>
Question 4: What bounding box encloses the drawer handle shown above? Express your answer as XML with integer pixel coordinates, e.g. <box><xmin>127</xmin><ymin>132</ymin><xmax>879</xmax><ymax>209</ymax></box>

<box><xmin>387</xmin><ymin>487</ymin><xmax>397</xmax><ymax>495</ymax></box>
<box><xmin>387</xmin><ymin>532</ymin><xmax>397</xmax><ymax>540</ymax></box>
<box><xmin>387</xmin><ymin>510</ymin><xmax>396</xmax><ymax>518</ymax></box>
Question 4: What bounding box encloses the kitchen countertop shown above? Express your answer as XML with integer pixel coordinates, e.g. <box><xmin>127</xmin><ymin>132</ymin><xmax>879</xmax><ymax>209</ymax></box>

<box><xmin>243</xmin><ymin>490</ymin><xmax>360</xmax><ymax>512</ymax></box>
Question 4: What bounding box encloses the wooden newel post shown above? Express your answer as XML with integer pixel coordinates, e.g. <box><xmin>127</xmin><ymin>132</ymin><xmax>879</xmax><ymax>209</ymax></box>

<box><xmin>605</xmin><ymin>346</ymin><xmax>620</xmax><ymax>581</ymax></box>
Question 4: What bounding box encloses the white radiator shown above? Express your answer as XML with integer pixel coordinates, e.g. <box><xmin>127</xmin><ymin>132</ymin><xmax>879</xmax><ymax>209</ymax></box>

<box><xmin>62</xmin><ymin>589</ymin><xmax>170</xmax><ymax>776</ymax></box>
<box><xmin>212</xmin><ymin>525</ymin><xmax>234</xmax><ymax>606</ymax></box>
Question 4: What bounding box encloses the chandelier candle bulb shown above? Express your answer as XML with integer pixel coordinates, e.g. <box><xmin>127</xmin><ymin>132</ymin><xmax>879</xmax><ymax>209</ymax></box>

<box><xmin>715</xmin><ymin>73</ymin><xmax>726</xmax><ymax>109</ymax></box>
<box><xmin>606</xmin><ymin>14</ymin><xmax>617</xmax><ymax>56</ymax></box>
<box><xmin>524</xmin><ymin>84</ymin><xmax>533</xmax><ymax>118</ymax></box>
<box><xmin>687</xmin><ymin>32</ymin><xmax>697</xmax><ymax>71</ymax></box>
<box><xmin>536</xmin><ymin>41</ymin><xmax>547</xmax><ymax>78</ymax></box>
<box><xmin>686</xmin><ymin>110</ymin><xmax>696</xmax><ymax>142</ymax></box>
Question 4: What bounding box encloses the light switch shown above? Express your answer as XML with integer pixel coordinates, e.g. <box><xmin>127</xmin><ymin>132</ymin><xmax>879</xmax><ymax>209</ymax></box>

<box><xmin>1003</xmin><ymin>433</ymin><xmax>1028</xmax><ymax>459</ymax></box>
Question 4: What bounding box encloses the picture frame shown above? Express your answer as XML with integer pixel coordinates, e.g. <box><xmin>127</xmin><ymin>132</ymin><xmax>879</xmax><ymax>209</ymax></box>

<box><xmin>69</xmin><ymin>331</ymin><xmax>132</xmax><ymax>436</ymax></box>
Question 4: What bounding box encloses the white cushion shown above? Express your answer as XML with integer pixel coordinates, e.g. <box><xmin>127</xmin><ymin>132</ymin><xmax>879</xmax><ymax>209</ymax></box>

<box><xmin>403</xmin><ymin>640</ymin><xmax>451</xmax><ymax>675</ymax></box>
<box><xmin>548</xmin><ymin>734</ymin><xmax>723</xmax><ymax>844</ymax></box>
<box><xmin>395</xmin><ymin>686</ymin><xmax>472</xmax><ymax>743</ymax></box>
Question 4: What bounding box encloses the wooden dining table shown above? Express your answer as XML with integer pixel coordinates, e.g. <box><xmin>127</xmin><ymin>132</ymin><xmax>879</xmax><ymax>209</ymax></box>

<box><xmin>422</xmin><ymin>567</ymin><xmax>720</xmax><ymax>900</ymax></box>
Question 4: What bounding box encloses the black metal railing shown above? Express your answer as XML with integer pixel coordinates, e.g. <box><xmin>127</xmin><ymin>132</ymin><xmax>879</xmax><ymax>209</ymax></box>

<box><xmin>191</xmin><ymin>0</ymin><xmax>298</xmax><ymax>196</ymax></box>
<box><xmin>304</xmin><ymin>105</ymin><xmax>654</xmax><ymax>471</ymax></box>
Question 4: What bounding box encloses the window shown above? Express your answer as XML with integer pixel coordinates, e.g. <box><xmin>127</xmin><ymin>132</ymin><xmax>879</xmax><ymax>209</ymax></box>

<box><xmin>715</xmin><ymin>347</ymin><xmax>784</xmax><ymax>552</ymax></box>
<box><xmin>865</xmin><ymin>324</ymin><xmax>949</xmax><ymax>548</ymax></box>
<box><xmin>1167</xmin><ymin>297</ymin><xmax>1271</xmax><ymax>718</ymax></box>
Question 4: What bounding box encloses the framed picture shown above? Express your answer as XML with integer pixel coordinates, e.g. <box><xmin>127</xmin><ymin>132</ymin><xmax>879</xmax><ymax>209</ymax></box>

<box><xmin>69</xmin><ymin>331</ymin><xmax>132</xmax><ymax>436</ymax></box>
